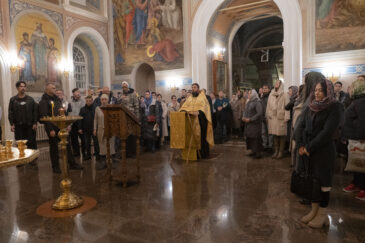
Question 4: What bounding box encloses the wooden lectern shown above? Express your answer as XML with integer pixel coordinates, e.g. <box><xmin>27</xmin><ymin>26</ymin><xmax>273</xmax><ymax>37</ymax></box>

<box><xmin>101</xmin><ymin>104</ymin><xmax>141</xmax><ymax>187</ymax></box>
<box><xmin>170</xmin><ymin>112</ymin><xmax>201</xmax><ymax>162</ymax></box>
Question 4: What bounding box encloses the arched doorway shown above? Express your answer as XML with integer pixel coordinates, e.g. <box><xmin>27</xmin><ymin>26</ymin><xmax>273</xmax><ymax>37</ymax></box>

<box><xmin>232</xmin><ymin>17</ymin><xmax>284</xmax><ymax>90</ymax></box>
<box><xmin>191</xmin><ymin>0</ymin><xmax>302</xmax><ymax>92</ymax></box>
<box><xmin>132</xmin><ymin>63</ymin><xmax>156</xmax><ymax>96</ymax></box>
<box><xmin>67</xmin><ymin>27</ymin><xmax>111</xmax><ymax>96</ymax></box>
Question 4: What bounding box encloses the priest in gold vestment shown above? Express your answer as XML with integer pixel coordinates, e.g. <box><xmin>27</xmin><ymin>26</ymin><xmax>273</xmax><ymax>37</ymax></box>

<box><xmin>170</xmin><ymin>83</ymin><xmax>214</xmax><ymax>161</ymax></box>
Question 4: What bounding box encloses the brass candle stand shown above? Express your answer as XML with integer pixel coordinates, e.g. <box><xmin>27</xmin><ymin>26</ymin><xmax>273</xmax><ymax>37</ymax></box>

<box><xmin>16</xmin><ymin>140</ymin><xmax>27</xmax><ymax>157</ymax></box>
<box><xmin>40</xmin><ymin>114</ymin><xmax>83</xmax><ymax>210</ymax></box>
<box><xmin>0</xmin><ymin>140</ymin><xmax>40</xmax><ymax>169</ymax></box>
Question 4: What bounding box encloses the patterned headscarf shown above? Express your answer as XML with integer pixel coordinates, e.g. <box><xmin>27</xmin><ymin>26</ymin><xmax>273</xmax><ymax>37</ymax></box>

<box><xmin>304</xmin><ymin>71</ymin><xmax>326</xmax><ymax>101</ymax></box>
<box><xmin>249</xmin><ymin>89</ymin><xmax>259</xmax><ymax>101</ymax></box>
<box><xmin>309</xmin><ymin>79</ymin><xmax>335</xmax><ymax>113</ymax></box>
<box><xmin>351</xmin><ymin>79</ymin><xmax>365</xmax><ymax>98</ymax></box>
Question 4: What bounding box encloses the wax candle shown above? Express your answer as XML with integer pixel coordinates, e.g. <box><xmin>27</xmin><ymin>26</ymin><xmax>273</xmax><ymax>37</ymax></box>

<box><xmin>51</xmin><ymin>101</ymin><xmax>54</xmax><ymax>117</ymax></box>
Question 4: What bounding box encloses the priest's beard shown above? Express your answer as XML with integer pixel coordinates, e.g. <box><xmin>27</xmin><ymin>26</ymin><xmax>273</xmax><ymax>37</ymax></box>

<box><xmin>192</xmin><ymin>91</ymin><xmax>199</xmax><ymax>97</ymax></box>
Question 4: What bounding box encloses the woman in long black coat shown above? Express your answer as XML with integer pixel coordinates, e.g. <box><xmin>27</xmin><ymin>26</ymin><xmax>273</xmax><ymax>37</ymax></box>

<box><xmin>295</xmin><ymin>79</ymin><xmax>343</xmax><ymax>228</ymax></box>
<box><xmin>242</xmin><ymin>89</ymin><xmax>263</xmax><ymax>159</ymax></box>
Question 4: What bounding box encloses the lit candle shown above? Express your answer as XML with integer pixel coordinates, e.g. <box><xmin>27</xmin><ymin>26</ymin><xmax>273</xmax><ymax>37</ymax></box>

<box><xmin>51</xmin><ymin>101</ymin><xmax>54</xmax><ymax>117</ymax></box>
<box><xmin>59</xmin><ymin>107</ymin><xmax>65</xmax><ymax>116</ymax></box>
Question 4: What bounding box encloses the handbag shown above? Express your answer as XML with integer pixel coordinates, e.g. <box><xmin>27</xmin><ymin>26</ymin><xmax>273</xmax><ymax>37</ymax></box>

<box><xmin>147</xmin><ymin>115</ymin><xmax>156</xmax><ymax>123</ymax></box>
<box><xmin>290</xmin><ymin>155</ymin><xmax>321</xmax><ymax>201</ymax></box>
<box><xmin>345</xmin><ymin>140</ymin><xmax>365</xmax><ymax>173</ymax></box>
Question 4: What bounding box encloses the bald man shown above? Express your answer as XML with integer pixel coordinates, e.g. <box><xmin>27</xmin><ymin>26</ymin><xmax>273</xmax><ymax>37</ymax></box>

<box><xmin>39</xmin><ymin>83</ymin><xmax>83</xmax><ymax>173</ymax></box>
<box><xmin>93</xmin><ymin>86</ymin><xmax>117</xmax><ymax>110</ymax></box>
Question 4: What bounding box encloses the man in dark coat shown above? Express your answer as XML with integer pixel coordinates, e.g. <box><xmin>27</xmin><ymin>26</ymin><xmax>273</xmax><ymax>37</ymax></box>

<box><xmin>334</xmin><ymin>81</ymin><xmax>348</xmax><ymax>105</ymax></box>
<box><xmin>38</xmin><ymin>83</ymin><xmax>83</xmax><ymax>173</ymax></box>
<box><xmin>214</xmin><ymin>91</ymin><xmax>232</xmax><ymax>143</ymax></box>
<box><xmin>78</xmin><ymin>96</ymin><xmax>99</xmax><ymax>160</ymax></box>
<box><xmin>140</xmin><ymin>90</ymin><xmax>161</xmax><ymax>152</ymax></box>
<box><xmin>260</xmin><ymin>84</ymin><xmax>272</xmax><ymax>151</ymax></box>
<box><xmin>93</xmin><ymin>86</ymin><xmax>117</xmax><ymax>110</ymax></box>
<box><xmin>8</xmin><ymin>81</ymin><xmax>38</xmax><ymax>167</ymax></box>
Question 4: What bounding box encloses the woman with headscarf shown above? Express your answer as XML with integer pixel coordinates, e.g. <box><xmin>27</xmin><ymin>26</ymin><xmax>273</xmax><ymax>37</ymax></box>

<box><xmin>295</xmin><ymin>79</ymin><xmax>343</xmax><ymax>228</ymax></box>
<box><xmin>242</xmin><ymin>89</ymin><xmax>264</xmax><ymax>159</ymax></box>
<box><xmin>285</xmin><ymin>86</ymin><xmax>299</xmax><ymax>149</ymax></box>
<box><xmin>342</xmin><ymin>78</ymin><xmax>365</xmax><ymax>201</ymax></box>
<box><xmin>292</xmin><ymin>72</ymin><xmax>325</xmax><ymax>170</ymax></box>
<box><xmin>266</xmin><ymin>80</ymin><xmax>290</xmax><ymax>159</ymax></box>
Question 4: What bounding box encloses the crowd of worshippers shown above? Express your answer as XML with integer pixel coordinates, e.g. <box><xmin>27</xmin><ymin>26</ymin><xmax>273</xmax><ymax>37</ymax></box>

<box><xmin>3</xmin><ymin>80</ymin><xmax>182</xmax><ymax>173</ymax></box>
<box><xmin>1</xmin><ymin>74</ymin><xmax>365</xmax><ymax>205</ymax></box>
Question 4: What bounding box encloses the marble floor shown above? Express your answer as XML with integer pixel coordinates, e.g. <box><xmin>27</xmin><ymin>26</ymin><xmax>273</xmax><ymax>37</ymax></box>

<box><xmin>0</xmin><ymin>140</ymin><xmax>364</xmax><ymax>243</ymax></box>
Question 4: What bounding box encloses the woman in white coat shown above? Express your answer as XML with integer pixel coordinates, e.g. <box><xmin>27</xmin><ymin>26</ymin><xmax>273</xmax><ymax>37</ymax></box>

<box><xmin>266</xmin><ymin>80</ymin><xmax>290</xmax><ymax>159</ymax></box>
<box><xmin>93</xmin><ymin>94</ymin><xmax>116</xmax><ymax>170</ymax></box>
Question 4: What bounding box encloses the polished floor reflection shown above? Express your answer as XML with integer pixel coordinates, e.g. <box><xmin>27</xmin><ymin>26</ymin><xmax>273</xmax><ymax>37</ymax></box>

<box><xmin>0</xmin><ymin>140</ymin><xmax>364</xmax><ymax>242</ymax></box>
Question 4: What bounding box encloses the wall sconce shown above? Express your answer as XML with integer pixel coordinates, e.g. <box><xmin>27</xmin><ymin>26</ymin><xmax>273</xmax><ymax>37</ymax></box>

<box><xmin>58</xmin><ymin>58</ymin><xmax>73</xmax><ymax>78</ymax></box>
<box><xmin>9</xmin><ymin>52</ymin><xmax>24</xmax><ymax>73</ymax></box>
<box><xmin>323</xmin><ymin>65</ymin><xmax>345</xmax><ymax>83</ymax></box>
<box><xmin>212</xmin><ymin>46</ymin><xmax>225</xmax><ymax>61</ymax></box>
<box><xmin>167</xmin><ymin>76</ymin><xmax>182</xmax><ymax>93</ymax></box>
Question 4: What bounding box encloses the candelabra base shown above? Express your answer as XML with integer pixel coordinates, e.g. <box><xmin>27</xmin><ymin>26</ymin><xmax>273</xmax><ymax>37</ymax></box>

<box><xmin>52</xmin><ymin>179</ymin><xmax>83</xmax><ymax>210</ymax></box>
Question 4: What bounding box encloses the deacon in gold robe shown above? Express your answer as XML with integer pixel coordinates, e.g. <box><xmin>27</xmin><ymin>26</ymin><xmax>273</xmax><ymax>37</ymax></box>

<box><xmin>171</xmin><ymin>83</ymin><xmax>214</xmax><ymax>161</ymax></box>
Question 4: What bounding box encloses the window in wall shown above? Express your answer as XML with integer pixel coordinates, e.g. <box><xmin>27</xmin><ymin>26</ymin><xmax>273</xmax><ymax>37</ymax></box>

<box><xmin>73</xmin><ymin>46</ymin><xmax>88</xmax><ymax>93</ymax></box>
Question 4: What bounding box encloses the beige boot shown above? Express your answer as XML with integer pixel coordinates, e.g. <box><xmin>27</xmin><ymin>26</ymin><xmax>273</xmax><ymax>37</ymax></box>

<box><xmin>276</xmin><ymin>136</ymin><xmax>285</xmax><ymax>159</ymax></box>
<box><xmin>272</xmin><ymin>136</ymin><xmax>279</xmax><ymax>159</ymax></box>
<box><xmin>272</xmin><ymin>150</ymin><xmax>279</xmax><ymax>159</ymax></box>
<box><xmin>246</xmin><ymin>150</ymin><xmax>255</xmax><ymax>156</ymax></box>
<box><xmin>300</xmin><ymin>203</ymin><xmax>319</xmax><ymax>223</ymax></box>
<box><xmin>308</xmin><ymin>207</ymin><xmax>329</xmax><ymax>228</ymax></box>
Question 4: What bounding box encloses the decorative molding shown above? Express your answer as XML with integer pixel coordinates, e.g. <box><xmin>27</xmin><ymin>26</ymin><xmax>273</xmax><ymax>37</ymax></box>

<box><xmin>65</xmin><ymin>15</ymin><xmax>82</xmax><ymax>30</ymax></box>
<box><xmin>303</xmin><ymin>64</ymin><xmax>365</xmax><ymax>76</ymax></box>
<box><xmin>94</xmin><ymin>24</ymin><xmax>107</xmax><ymax>41</ymax></box>
<box><xmin>305</xmin><ymin>0</ymin><xmax>365</xmax><ymax>64</ymax></box>
<box><xmin>63</xmin><ymin>4</ymin><xmax>108</xmax><ymax>23</ymax></box>
<box><xmin>156</xmin><ymin>77</ymin><xmax>192</xmax><ymax>87</ymax></box>
<box><xmin>9</xmin><ymin>0</ymin><xmax>64</xmax><ymax>34</ymax></box>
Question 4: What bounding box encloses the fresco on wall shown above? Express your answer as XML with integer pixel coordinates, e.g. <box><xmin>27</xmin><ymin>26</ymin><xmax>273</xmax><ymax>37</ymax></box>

<box><xmin>15</xmin><ymin>13</ymin><xmax>62</xmax><ymax>92</ymax></box>
<box><xmin>70</xmin><ymin>0</ymin><xmax>103</xmax><ymax>15</ymax></box>
<box><xmin>113</xmin><ymin>0</ymin><xmax>184</xmax><ymax>75</ymax></box>
<box><xmin>315</xmin><ymin>0</ymin><xmax>365</xmax><ymax>53</ymax></box>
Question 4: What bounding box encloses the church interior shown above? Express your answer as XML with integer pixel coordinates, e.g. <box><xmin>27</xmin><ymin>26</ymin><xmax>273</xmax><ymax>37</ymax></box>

<box><xmin>0</xmin><ymin>0</ymin><xmax>365</xmax><ymax>242</ymax></box>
